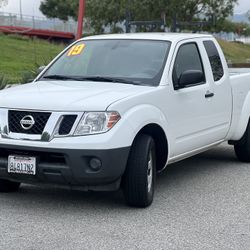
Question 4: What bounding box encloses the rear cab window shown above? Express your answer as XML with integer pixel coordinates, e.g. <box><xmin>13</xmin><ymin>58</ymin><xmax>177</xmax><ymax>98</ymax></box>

<box><xmin>203</xmin><ymin>40</ymin><xmax>224</xmax><ymax>81</ymax></box>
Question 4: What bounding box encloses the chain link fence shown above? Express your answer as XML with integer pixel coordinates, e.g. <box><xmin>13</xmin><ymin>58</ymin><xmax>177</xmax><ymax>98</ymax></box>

<box><xmin>0</xmin><ymin>12</ymin><xmax>77</xmax><ymax>34</ymax></box>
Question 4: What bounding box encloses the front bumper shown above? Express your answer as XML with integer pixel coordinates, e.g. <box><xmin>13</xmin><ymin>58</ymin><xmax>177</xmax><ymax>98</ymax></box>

<box><xmin>0</xmin><ymin>144</ymin><xmax>130</xmax><ymax>191</ymax></box>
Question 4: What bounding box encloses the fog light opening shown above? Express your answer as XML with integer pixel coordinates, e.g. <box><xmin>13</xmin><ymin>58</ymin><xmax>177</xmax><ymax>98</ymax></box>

<box><xmin>89</xmin><ymin>158</ymin><xmax>102</xmax><ymax>171</ymax></box>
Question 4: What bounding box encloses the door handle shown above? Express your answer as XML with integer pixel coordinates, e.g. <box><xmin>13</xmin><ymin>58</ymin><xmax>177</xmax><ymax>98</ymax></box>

<box><xmin>205</xmin><ymin>91</ymin><xmax>214</xmax><ymax>98</ymax></box>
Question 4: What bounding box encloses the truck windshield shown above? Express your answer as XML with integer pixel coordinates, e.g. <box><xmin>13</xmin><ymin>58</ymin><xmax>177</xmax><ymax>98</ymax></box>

<box><xmin>40</xmin><ymin>39</ymin><xmax>171</xmax><ymax>86</ymax></box>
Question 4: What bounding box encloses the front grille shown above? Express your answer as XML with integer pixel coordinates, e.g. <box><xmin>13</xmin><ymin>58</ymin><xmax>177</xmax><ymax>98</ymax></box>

<box><xmin>58</xmin><ymin>115</ymin><xmax>77</xmax><ymax>135</ymax></box>
<box><xmin>8</xmin><ymin>110</ymin><xmax>51</xmax><ymax>135</ymax></box>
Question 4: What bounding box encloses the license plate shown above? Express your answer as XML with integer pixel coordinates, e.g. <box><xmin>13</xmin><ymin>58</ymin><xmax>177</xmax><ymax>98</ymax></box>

<box><xmin>8</xmin><ymin>156</ymin><xmax>36</xmax><ymax>175</ymax></box>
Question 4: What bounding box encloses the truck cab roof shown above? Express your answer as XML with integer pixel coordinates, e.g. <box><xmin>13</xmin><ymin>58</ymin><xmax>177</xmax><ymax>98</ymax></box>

<box><xmin>82</xmin><ymin>32</ymin><xmax>214</xmax><ymax>43</ymax></box>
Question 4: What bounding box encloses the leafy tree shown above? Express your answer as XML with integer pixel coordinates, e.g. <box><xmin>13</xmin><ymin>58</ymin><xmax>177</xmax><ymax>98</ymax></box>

<box><xmin>85</xmin><ymin>0</ymin><xmax>128</xmax><ymax>33</ymax></box>
<box><xmin>247</xmin><ymin>10</ymin><xmax>250</xmax><ymax>22</ymax></box>
<box><xmin>40</xmin><ymin>0</ymin><xmax>78</xmax><ymax>21</ymax></box>
<box><xmin>40</xmin><ymin>0</ymin><xmax>239</xmax><ymax>33</ymax></box>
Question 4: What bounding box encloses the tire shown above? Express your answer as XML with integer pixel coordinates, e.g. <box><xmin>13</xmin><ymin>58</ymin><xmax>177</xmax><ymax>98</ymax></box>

<box><xmin>234</xmin><ymin>121</ymin><xmax>250</xmax><ymax>162</ymax></box>
<box><xmin>0</xmin><ymin>179</ymin><xmax>20</xmax><ymax>192</ymax></box>
<box><xmin>123</xmin><ymin>134</ymin><xmax>156</xmax><ymax>208</ymax></box>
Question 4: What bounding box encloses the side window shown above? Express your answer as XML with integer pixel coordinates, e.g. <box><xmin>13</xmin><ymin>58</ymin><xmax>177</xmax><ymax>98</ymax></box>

<box><xmin>173</xmin><ymin>43</ymin><xmax>205</xmax><ymax>88</ymax></box>
<box><xmin>203</xmin><ymin>40</ymin><xmax>224</xmax><ymax>81</ymax></box>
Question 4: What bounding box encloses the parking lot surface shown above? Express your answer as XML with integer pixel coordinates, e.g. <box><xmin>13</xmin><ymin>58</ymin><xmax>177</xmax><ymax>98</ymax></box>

<box><xmin>0</xmin><ymin>143</ymin><xmax>249</xmax><ymax>250</ymax></box>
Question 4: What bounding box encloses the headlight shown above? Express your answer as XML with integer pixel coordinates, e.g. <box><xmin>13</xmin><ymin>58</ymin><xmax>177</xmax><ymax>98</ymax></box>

<box><xmin>74</xmin><ymin>111</ymin><xmax>121</xmax><ymax>136</ymax></box>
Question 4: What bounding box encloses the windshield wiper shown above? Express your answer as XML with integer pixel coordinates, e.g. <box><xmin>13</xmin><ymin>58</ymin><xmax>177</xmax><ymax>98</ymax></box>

<box><xmin>78</xmin><ymin>76</ymin><xmax>140</xmax><ymax>85</ymax></box>
<box><xmin>42</xmin><ymin>75</ymin><xmax>140</xmax><ymax>85</ymax></box>
<box><xmin>42</xmin><ymin>75</ymin><xmax>83</xmax><ymax>81</ymax></box>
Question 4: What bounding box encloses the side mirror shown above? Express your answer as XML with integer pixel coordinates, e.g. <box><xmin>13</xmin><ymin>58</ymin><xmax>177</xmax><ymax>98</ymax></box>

<box><xmin>38</xmin><ymin>65</ymin><xmax>46</xmax><ymax>74</ymax></box>
<box><xmin>176</xmin><ymin>70</ymin><xmax>204</xmax><ymax>89</ymax></box>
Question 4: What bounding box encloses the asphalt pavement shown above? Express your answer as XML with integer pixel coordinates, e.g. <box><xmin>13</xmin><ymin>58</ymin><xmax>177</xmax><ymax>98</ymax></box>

<box><xmin>0</xmin><ymin>143</ymin><xmax>249</xmax><ymax>250</ymax></box>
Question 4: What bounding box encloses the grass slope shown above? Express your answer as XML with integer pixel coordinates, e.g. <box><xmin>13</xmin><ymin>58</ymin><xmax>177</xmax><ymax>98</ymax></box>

<box><xmin>0</xmin><ymin>34</ymin><xmax>65</xmax><ymax>83</ymax></box>
<box><xmin>218</xmin><ymin>39</ymin><xmax>250</xmax><ymax>64</ymax></box>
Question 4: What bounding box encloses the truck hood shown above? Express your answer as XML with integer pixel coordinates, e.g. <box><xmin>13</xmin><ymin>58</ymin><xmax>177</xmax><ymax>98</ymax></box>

<box><xmin>0</xmin><ymin>81</ymin><xmax>152</xmax><ymax>111</ymax></box>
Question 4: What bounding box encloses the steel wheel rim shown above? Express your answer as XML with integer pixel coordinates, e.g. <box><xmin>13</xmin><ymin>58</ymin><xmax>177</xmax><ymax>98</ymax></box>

<box><xmin>147</xmin><ymin>150</ymin><xmax>153</xmax><ymax>192</ymax></box>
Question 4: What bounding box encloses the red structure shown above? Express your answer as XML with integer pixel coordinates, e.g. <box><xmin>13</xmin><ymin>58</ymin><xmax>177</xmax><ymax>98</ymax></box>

<box><xmin>0</xmin><ymin>2</ymin><xmax>85</xmax><ymax>41</ymax></box>
<box><xmin>76</xmin><ymin>0</ymin><xmax>86</xmax><ymax>40</ymax></box>
<box><xmin>0</xmin><ymin>26</ymin><xmax>75</xmax><ymax>40</ymax></box>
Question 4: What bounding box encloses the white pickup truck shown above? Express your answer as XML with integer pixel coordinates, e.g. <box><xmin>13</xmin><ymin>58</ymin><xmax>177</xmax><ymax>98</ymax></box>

<box><xmin>0</xmin><ymin>33</ymin><xmax>250</xmax><ymax>207</ymax></box>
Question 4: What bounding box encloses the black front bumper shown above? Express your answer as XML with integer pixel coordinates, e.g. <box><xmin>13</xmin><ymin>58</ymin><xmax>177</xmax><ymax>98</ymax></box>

<box><xmin>0</xmin><ymin>144</ymin><xmax>130</xmax><ymax>191</ymax></box>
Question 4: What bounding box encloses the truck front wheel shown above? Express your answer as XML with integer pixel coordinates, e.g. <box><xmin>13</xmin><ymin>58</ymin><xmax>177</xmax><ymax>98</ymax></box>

<box><xmin>0</xmin><ymin>179</ymin><xmax>20</xmax><ymax>192</ymax></box>
<box><xmin>123</xmin><ymin>134</ymin><xmax>156</xmax><ymax>208</ymax></box>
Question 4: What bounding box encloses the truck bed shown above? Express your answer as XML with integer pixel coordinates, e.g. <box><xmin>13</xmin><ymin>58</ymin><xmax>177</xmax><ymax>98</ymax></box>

<box><xmin>228</xmin><ymin>69</ymin><xmax>250</xmax><ymax>140</ymax></box>
<box><xmin>229</xmin><ymin>68</ymin><xmax>250</xmax><ymax>76</ymax></box>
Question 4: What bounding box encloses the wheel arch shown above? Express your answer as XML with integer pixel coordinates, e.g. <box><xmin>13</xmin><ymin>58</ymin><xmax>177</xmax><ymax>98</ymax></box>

<box><xmin>134</xmin><ymin>123</ymin><xmax>169</xmax><ymax>172</ymax></box>
<box><xmin>228</xmin><ymin>91</ymin><xmax>250</xmax><ymax>141</ymax></box>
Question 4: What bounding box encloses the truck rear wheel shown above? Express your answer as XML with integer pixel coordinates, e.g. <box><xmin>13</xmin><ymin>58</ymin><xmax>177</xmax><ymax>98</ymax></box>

<box><xmin>234</xmin><ymin>122</ymin><xmax>250</xmax><ymax>162</ymax></box>
<box><xmin>123</xmin><ymin>134</ymin><xmax>156</xmax><ymax>208</ymax></box>
<box><xmin>0</xmin><ymin>179</ymin><xmax>20</xmax><ymax>192</ymax></box>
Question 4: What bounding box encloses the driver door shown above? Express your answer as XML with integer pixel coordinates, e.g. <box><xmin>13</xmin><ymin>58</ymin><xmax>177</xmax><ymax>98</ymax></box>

<box><xmin>168</xmin><ymin>40</ymin><xmax>227</xmax><ymax>157</ymax></box>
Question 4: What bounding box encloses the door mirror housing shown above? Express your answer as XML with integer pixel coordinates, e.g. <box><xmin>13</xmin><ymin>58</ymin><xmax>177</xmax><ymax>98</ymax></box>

<box><xmin>176</xmin><ymin>70</ymin><xmax>205</xmax><ymax>89</ymax></box>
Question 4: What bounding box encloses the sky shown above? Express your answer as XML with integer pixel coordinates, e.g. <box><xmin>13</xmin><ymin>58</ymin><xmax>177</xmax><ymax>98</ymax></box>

<box><xmin>0</xmin><ymin>0</ymin><xmax>250</xmax><ymax>17</ymax></box>
<box><xmin>235</xmin><ymin>0</ymin><xmax>250</xmax><ymax>13</ymax></box>
<box><xmin>0</xmin><ymin>0</ymin><xmax>44</xmax><ymax>17</ymax></box>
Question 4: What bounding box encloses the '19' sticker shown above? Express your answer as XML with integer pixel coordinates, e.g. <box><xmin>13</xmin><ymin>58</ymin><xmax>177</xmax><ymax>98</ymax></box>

<box><xmin>67</xmin><ymin>44</ymin><xmax>85</xmax><ymax>56</ymax></box>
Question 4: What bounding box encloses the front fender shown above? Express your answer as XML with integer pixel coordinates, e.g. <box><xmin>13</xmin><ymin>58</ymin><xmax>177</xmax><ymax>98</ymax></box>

<box><xmin>122</xmin><ymin>104</ymin><xmax>172</xmax><ymax>153</ymax></box>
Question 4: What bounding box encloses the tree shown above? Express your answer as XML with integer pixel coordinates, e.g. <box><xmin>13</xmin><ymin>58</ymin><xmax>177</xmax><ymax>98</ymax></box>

<box><xmin>247</xmin><ymin>10</ymin><xmax>250</xmax><ymax>22</ymax></box>
<box><xmin>85</xmin><ymin>0</ymin><xmax>128</xmax><ymax>33</ymax></box>
<box><xmin>40</xmin><ymin>0</ymin><xmax>78</xmax><ymax>21</ymax></box>
<box><xmin>40</xmin><ymin>0</ymin><xmax>239</xmax><ymax>33</ymax></box>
